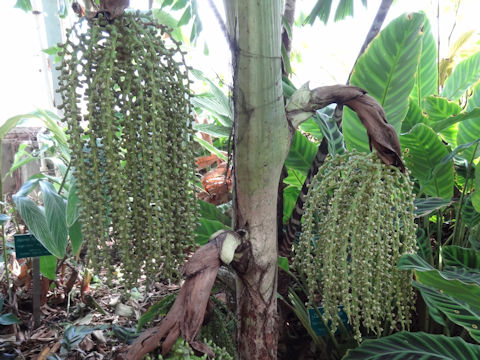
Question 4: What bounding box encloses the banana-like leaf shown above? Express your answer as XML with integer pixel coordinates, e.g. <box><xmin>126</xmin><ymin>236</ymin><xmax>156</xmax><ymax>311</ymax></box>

<box><xmin>69</xmin><ymin>219</ymin><xmax>83</xmax><ymax>256</ymax></box>
<box><xmin>344</xmin><ymin>13</ymin><xmax>425</xmax><ymax>152</ymax></box>
<box><xmin>413</xmin><ymin>282</ymin><xmax>480</xmax><ymax>343</ymax></box>
<box><xmin>402</xmin><ymin>98</ymin><xmax>427</xmax><ymax>133</ymax></box>
<box><xmin>400</xmin><ymin>124</ymin><xmax>454</xmax><ymax>199</ymax></box>
<box><xmin>285</xmin><ymin>131</ymin><xmax>318</xmax><ymax>175</ymax></box>
<box><xmin>457</xmin><ymin>113</ymin><xmax>480</xmax><ymax>162</ymax></box>
<box><xmin>442</xmin><ymin>246</ymin><xmax>480</xmax><ymax>269</ymax></box>
<box><xmin>410</xmin><ymin>17</ymin><xmax>437</xmax><ymax>108</ymax></box>
<box><xmin>334</xmin><ymin>0</ymin><xmax>353</xmax><ymax>22</ymax></box>
<box><xmin>442</xmin><ymin>51</ymin><xmax>480</xmax><ymax>100</ymax></box>
<box><xmin>414</xmin><ymin>197</ymin><xmax>452</xmax><ymax>217</ymax></box>
<box><xmin>343</xmin><ymin>331</ymin><xmax>480</xmax><ymax>359</ymax></box>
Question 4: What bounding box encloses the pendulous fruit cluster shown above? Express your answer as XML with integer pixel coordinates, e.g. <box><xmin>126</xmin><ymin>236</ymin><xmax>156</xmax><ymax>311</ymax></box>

<box><xmin>57</xmin><ymin>11</ymin><xmax>198</xmax><ymax>288</ymax></box>
<box><xmin>293</xmin><ymin>150</ymin><xmax>416</xmax><ymax>341</ymax></box>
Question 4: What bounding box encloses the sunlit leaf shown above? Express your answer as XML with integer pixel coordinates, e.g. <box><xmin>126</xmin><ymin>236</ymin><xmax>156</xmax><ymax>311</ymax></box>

<box><xmin>442</xmin><ymin>51</ymin><xmax>480</xmax><ymax>100</ymax></box>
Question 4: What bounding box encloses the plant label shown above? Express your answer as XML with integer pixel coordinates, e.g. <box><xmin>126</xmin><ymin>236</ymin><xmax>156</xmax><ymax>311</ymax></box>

<box><xmin>14</xmin><ymin>234</ymin><xmax>51</xmax><ymax>259</ymax></box>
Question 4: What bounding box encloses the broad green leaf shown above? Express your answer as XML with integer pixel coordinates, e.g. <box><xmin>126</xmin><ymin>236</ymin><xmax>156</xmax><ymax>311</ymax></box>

<box><xmin>0</xmin><ymin>313</ymin><xmax>20</xmax><ymax>325</ymax></box>
<box><xmin>69</xmin><ymin>219</ymin><xmax>83</xmax><ymax>255</ymax></box>
<box><xmin>193</xmin><ymin>123</ymin><xmax>231</xmax><ymax>138</ymax></box>
<box><xmin>39</xmin><ymin>181</ymin><xmax>68</xmax><ymax>258</ymax></box>
<box><xmin>442</xmin><ymin>246</ymin><xmax>480</xmax><ymax>270</ymax></box>
<box><xmin>401</xmin><ymin>99</ymin><xmax>427</xmax><ymax>133</ymax></box>
<box><xmin>15</xmin><ymin>178</ymin><xmax>41</xmax><ymax>197</ymax></box>
<box><xmin>344</xmin><ymin>13</ymin><xmax>425</xmax><ymax>151</ymax></box>
<box><xmin>40</xmin><ymin>255</ymin><xmax>56</xmax><ymax>280</ymax></box>
<box><xmin>344</xmin><ymin>331</ymin><xmax>480</xmax><ymax>359</ymax></box>
<box><xmin>192</xmin><ymin>94</ymin><xmax>232</xmax><ymax>127</ymax></box>
<box><xmin>413</xmin><ymin>281</ymin><xmax>480</xmax><ymax>342</ymax></box>
<box><xmin>467</xmin><ymin>82</ymin><xmax>480</xmax><ymax>110</ymax></box>
<box><xmin>283</xmin><ymin>185</ymin><xmax>300</xmax><ymax>224</ymax></box>
<box><xmin>195</xmin><ymin>218</ymin><xmax>229</xmax><ymax>246</ymax></box>
<box><xmin>33</xmin><ymin>109</ymin><xmax>68</xmax><ymax>147</ymax></box>
<box><xmin>463</xmin><ymin>195</ymin><xmax>480</xmax><ymax>228</ymax></box>
<box><xmin>415</xmin><ymin>270</ymin><xmax>480</xmax><ymax>309</ymax></box>
<box><xmin>283</xmin><ymin>168</ymin><xmax>306</xmax><ymax>189</ymax></box>
<box><xmin>414</xmin><ymin>197</ymin><xmax>452</xmax><ymax>217</ymax></box>
<box><xmin>410</xmin><ymin>17</ymin><xmax>437</xmax><ymax>108</ymax></box>
<box><xmin>12</xmin><ymin>196</ymin><xmax>63</xmax><ymax>258</ymax></box>
<box><xmin>171</xmin><ymin>0</ymin><xmax>187</xmax><ymax>11</ymax></box>
<box><xmin>424</xmin><ymin>95</ymin><xmax>462</xmax><ymax>121</ymax></box>
<box><xmin>278</xmin><ymin>256</ymin><xmax>290</xmax><ymax>272</ymax></box>
<box><xmin>438</xmin><ymin>139</ymin><xmax>480</xmax><ymax>166</ymax></box>
<box><xmin>299</xmin><ymin>118</ymin><xmax>323</xmax><ymax>140</ymax></box>
<box><xmin>282</xmin><ymin>76</ymin><xmax>297</xmax><ymax>98</ymax></box>
<box><xmin>415</xmin><ymin>228</ymin><xmax>432</xmax><ymax>263</ymax></box>
<box><xmin>400</xmin><ymin>124</ymin><xmax>454</xmax><ymax>199</ymax></box>
<box><xmin>66</xmin><ymin>180</ymin><xmax>80</xmax><ymax>228</ymax></box>
<box><xmin>14</xmin><ymin>0</ymin><xmax>32</xmax><ymax>12</ymax></box>
<box><xmin>285</xmin><ymin>131</ymin><xmax>318</xmax><ymax>175</ymax></box>
<box><xmin>442</xmin><ymin>52</ymin><xmax>480</xmax><ymax>100</ymax></box>
<box><xmin>415</xmin><ymin>283</ymin><xmax>447</xmax><ymax>326</ymax></box>
<box><xmin>457</xmin><ymin>113</ymin><xmax>480</xmax><ymax>162</ymax></box>
<box><xmin>198</xmin><ymin>200</ymin><xmax>231</xmax><ymax>226</ymax></box>
<box><xmin>424</xmin><ymin>95</ymin><xmax>462</xmax><ymax>146</ymax></box>
<box><xmin>193</xmin><ymin>136</ymin><xmax>227</xmax><ymax>161</ymax></box>
<box><xmin>398</xmin><ymin>253</ymin><xmax>434</xmax><ymax>272</ymax></box>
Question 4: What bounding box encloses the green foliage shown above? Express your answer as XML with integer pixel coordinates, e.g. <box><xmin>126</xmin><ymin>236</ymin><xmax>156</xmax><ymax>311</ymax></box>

<box><xmin>343</xmin><ymin>331</ymin><xmax>480</xmax><ymax>359</ymax></box>
<box><xmin>400</xmin><ymin>123</ymin><xmax>454</xmax><ymax>199</ymax></box>
<box><xmin>304</xmin><ymin>0</ymin><xmax>366</xmax><ymax>25</ymax></box>
<box><xmin>13</xmin><ymin>180</ymin><xmax>68</xmax><ymax>259</ymax></box>
<box><xmin>442</xmin><ymin>52</ymin><xmax>480</xmax><ymax>100</ymax></box>
<box><xmin>138</xmin><ymin>294</ymin><xmax>176</xmax><ymax>331</ymax></box>
<box><xmin>57</xmin><ymin>12</ymin><xmax>198</xmax><ymax>287</ymax></box>
<box><xmin>344</xmin><ymin>12</ymin><xmax>425</xmax><ymax>152</ymax></box>
<box><xmin>294</xmin><ymin>151</ymin><xmax>417</xmax><ymax>341</ymax></box>
<box><xmin>0</xmin><ymin>295</ymin><xmax>20</xmax><ymax>325</ymax></box>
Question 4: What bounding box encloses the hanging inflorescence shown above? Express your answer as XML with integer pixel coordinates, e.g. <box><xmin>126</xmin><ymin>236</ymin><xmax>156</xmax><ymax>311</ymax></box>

<box><xmin>57</xmin><ymin>12</ymin><xmax>198</xmax><ymax>288</ymax></box>
<box><xmin>293</xmin><ymin>150</ymin><xmax>417</xmax><ymax>341</ymax></box>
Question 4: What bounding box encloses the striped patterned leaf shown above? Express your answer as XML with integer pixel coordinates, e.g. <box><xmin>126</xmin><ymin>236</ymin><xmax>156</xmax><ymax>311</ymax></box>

<box><xmin>442</xmin><ymin>246</ymin><xmax>480</xmax><ymax>270</ymax></box>
<box><xmin>424</xmin><ymin>96</ymin><xmax>462</xmax><ymax>121</ymax></box>
<box><xmin>285</xmin><ymin>131</ymin><xmax>318</xmax><ymax>175</ymax></box>
<box><xmin>299</xmin><ymin>118</ymin><xmax>323</xmax><ymax>140</ymax></box>
<box><xmin>314</xmin><ymin>112</ymin><xmax>346</xmax><ymax>156</ymax></box>
<box><xmin>463</xmin><ymin>195</ymin><xmax>480</xmax><ymax>228</ymax></box>
<box><xmin>414</xmin><ymin>197</ymin><xmax>452</xmax><ymax>217</ymax></box>
<box><xmin>457</xmin><ymin>112</ymin><xmax>480</xmax><ymax>162</ymax></box>
<box><xmin>442</xmin><ymin>51</ymin><xmax>480</xmax><ymax>100</ymax></box>
<box><xmin>413</xmin><ymin>281</ymin><xmax>480</xmax><ymax>342</ymax></box>
<box><xmin>410</xmin><ymin>17</ymin><xmax>437</xmax><ymax>108</ymax></box>
<box><xmin>343</xmin><ymin>331</ymin><xmax>480</xmax><ymax>359</ymax></box>
<box><xmin>400</xmin><ymin>124</ymin><xmax>454</xmax><ymax>199</ymax></box>
<box><xmin>424</xmin><ymin>95</ymin><xmax>461</xmax><ymax>146</ymax></box>
<box><xmin>344</xmin><ymin>13</ymin><xmax>425</xmax><ymax>152</ymax></box>
<box><xmin>415</xmin><ymin>228</ymin><xmax>433</xmax><ymax>263</ymax></box>
<box><xmin>401</xmin><ymin>98</ymin><xmax>428</xmax><ymax>133</ymax></box>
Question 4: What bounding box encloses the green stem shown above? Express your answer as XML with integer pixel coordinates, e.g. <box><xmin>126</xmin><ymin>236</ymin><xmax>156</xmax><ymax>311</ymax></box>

<box><xmin>57</xmin><ymin>161</ymin><xmax>71</xmax><ymax>195</ymax></box>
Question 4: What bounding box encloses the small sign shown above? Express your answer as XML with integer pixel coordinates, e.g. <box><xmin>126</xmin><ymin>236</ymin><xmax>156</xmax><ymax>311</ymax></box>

<box><xmin>14</xmin><ymin>234</ymin><xmax>51</xmax><ymax>259</ymax></box>
<box><xmin>308</xmin><ymin>306</ymin><xmax>349</xmax><ymax>336</ymax></box>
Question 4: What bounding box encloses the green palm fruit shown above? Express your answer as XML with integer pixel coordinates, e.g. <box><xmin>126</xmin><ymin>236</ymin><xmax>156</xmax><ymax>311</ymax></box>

<box><xmin>57</xmin><ymin>11</ymin><xmax>198</xmax><ymax>288</ymax></box>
